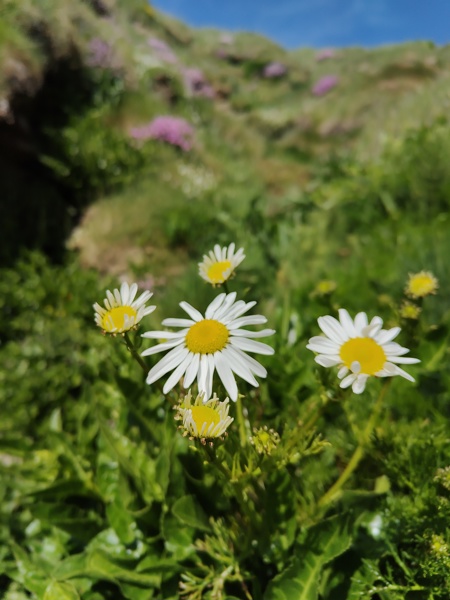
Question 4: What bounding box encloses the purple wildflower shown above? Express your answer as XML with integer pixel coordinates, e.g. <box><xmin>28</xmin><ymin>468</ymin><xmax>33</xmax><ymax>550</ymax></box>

<box><xmin>316</xmin><ymin>48</ymin><xmax>336</xmax><ymax>62</ymax></box>
<box><xmin>87</xmin><ymin>38</ymin><xmax>120</xmax><ymax>71</ymax></box>
<box><xmin>312</xmin><ymin>75</ymin><xmax>338</xmax><ymax>96</ymax></box>
<box><xmin>147</xmin><ymin>37</ymin><xmax>178</xmax><ymax>64</ymax></box>
<box><xmin>263</xmin><ymin>62</ymin><xmax>287</xmax><ymax>79</ymax></box>
<box><xmin>129</xmin><ymin>116</ymin><xmax>195</xmax><ymax>151</ymax></box>
<box><xmin>182</xmin><ymin>68</ymin><xmax>215</xmax><ymax>98</ymax></box>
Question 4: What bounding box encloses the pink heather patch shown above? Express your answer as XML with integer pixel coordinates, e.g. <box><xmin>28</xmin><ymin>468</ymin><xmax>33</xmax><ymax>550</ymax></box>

<box><xmin>312</xmin><ymin>75</ymin><xmax>338</xmax><ymax>96</ymax></box>
<box><xmin>316</xmin><ymin>49</ymin><xmax>336</xmax><ymax>62</ymax></box>
<box><xmin>147</xmin><ymin>37</ymin><xmax>178</xmax><ymax>64</ymax></box>
<box><xmin>263</xmin><ymin>62</ymin><xmax>287</xmax><ymax>78</ymax></box>
<box><xmin>182</xmin><ymin>68</ymin><xmax>215</xmax><ymax>98</ymax></box>
<box><xmin>87</xmin><ymin>38</ymin><xmax>121</xmax><ymax>71</ymax></box>
<box><xmin>129</xmin><ymin>116</ymin><xmax>195</xmax><ymax>151</ymax></box>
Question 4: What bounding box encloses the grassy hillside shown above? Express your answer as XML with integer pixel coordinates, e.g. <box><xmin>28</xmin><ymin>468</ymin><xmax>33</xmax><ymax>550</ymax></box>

<box><xmin>1</xmin><ymin>2</ymin><xmax>450</xmax><ymax>600</ymax></box>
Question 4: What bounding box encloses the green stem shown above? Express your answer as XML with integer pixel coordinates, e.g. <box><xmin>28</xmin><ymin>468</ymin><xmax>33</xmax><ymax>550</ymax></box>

<box><xmin>318</xmin><ymin>380</ymin><xmax>391</xmax><ymax>507</ymax></box>
<box><xmin>222</xmin><ymin>280</ymin><xmax>230</xmax><ymax>294</ymax></box>
<box><xmin>123</xmin><ymin>331</ymin><xmax>148</xmax><ymax>375</ymax></box>
<box><xmin>236</xmin><ymin>395</ymin><xmax>249</xmax><ymax>447</ymax></box>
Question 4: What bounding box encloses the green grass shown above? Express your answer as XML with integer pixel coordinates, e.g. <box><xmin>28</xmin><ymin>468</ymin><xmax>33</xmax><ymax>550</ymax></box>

<box><xmin>1</xmin><ymin>2</ymin><xmax>450</xmax><ymax>598</ymax></box>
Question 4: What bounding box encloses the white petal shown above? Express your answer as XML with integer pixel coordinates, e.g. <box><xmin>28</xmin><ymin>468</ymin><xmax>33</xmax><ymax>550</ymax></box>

<box><xmin>106</xmin><ymin>290</ymin><xmax>116</xmax><ymax>308</ymax></box>
<box><xmin>227</xmin><ymin>242</ymin><xmax>235</xmax><ymax>259</ymax></box>
<box><xmin>114</xmin><ymin>288</ymin><xmax>122</xmax><ymax>305</ymax></box>
<box><xmin>146</xmin><ymin>346</ymin><xmax>189</xmax><ymax>384</ymax></box>
<box><xmin>340</xmin><ymin>374</ymin><xmax>357</xmax><ymax>389</ymax></box>
<box><xmin>141</xmin><ymin>338</ymin><xmax>184</xmax><ymax>356</ymax></box>
<box><xmin>318</xmin><ymin>316</ymin><xmax>348</xmax><ymax>344</ymax></box>
<box><xmin>388</xmin><ymin>356</ymin><xmax>420</xmax><ymax>365</ymax></box>
<box><xmin>162</xmin><ymin>318</ymin><xmax>195</xmax><ymax>328</ymax></box>
<box><xmin>221</xmin><ymin>347</ymin><xmax>259</xmax><ymax>386</ymax></box>
<box><xmin>338</xmin><ymin>309</ymin><xmax>356</xmax><ymax>337</ymax></box>
<box><xmin>163</xmin><ymin>354</ymin><xmax>193</xmax><ymax>394</ymax></box>
<box><xmin>337</xmin><ymin>366</ymin><xmax>349</xmax><ymax>379</ymax></box>
<box><xmin>204</xmin><ymin>354</ymin><xmax>215</xmax><ymax>400</ymax></box>
<box><xmin>198</xmin><ymin>355</ymin><xmax>210</xmax><ymax>397</ymax></box>
<box><xmin>383</xmin><ymin>342</ymin><xmax>410</xmax><ymax>356</ymax></box>
<box><xmin>306</xmin><ymin>336</ymin><xmax>340</xmax><ymax>354</ymax></box>
<box><xmin>133</xmin><ymin>291</ymin><xmax>152</xmax><ymax>309</ymax></box>
<box><xmin>350</xmin><ymin>361</ymin><xmax>361</xmax><ymax>374</ymax></box>
<box><xmin>315</xmin><ymin>354</ymin><xmax>342</xmax><ymax>367</ymax></box>
<box><xmin>352</xmin><ymin>375</ymin><xmax>368</xmax><ymax>394</ymax></box>
<box><xmin>384</xmin><ymin>362</ymin><xmax>415</xmax><ymax>382</ymax></box>
<box><xmin>354</xmin><ymin>312</ymin><xmax>368</xmax><ymax>335</ymax></box>
<box><xmin>142</xmin><ymin>330</ymin><xmax>186</xmax><ymax>339</ymax></box>
<box><xmin>205</xmin><ymin>293</ymin><xmax>227</xmax><ymax>319</ymax></box>
<box><xmin>183</xmin><ymin>353</ymin><xmax>200</xmax><ymax>388</ymax></box>
<box><xmin>374</xmin><ymin>327</ymin><xmax>401</xmax><ymax>345</ymax></box>
<box><xmin>228</xmin><ymin>315</ymin><xmax>267</xmax><ymax>329</ymax></box>
<box><xmin>215</xmin><ymin>353</ymin><xmax>238</xmax><ymax>401</ymax></box>
<box><xmin>213</xmin><ymin>293</ymin><xmax>237</xmax><ymax>320</ymax></box>
<box><xmin>180</xmin><ymin>302</ymin><xmax>204</xmax><ymax>322</ymax></box>
<box><xmin>221</xmin><ymin>301</ymin><xmax>255</xmax><ymax>324</ymax></box>
<box><xmin>362</xmin><ymin>322</ymin><xmax>382</xmax><ymax>338</ymax></box>
<box><xmin>231</xmin><ymin>328</ymin><xmax>275</xmax><ymax>338</ymax></box>
<box><xmin>214</xmin><ymin>244</ymin><xmax>222</xmax><ymax>261</ymax></box>
<box><xmin>128</xmin><ymin>283</ymin><xmax>138</xmax><ymax>304</ymax></box>
<box><xmin>230</xmin><ymin>337</ymin><xmax>274</xmax><ymax>355</ymax></box>
<box><xmin>93</xmin><ymin>303</ymin><xmax>106</xmax><ymax>315</ymax></box>
<box><xmin>120</xmin><ymin>282</ymin><xmax>130</xmax><ymax>305</ymax></box>
<box><xmin>232</xmin><ymin>347</ymin><xmax>267</xmax><ymax>378</ymax></box>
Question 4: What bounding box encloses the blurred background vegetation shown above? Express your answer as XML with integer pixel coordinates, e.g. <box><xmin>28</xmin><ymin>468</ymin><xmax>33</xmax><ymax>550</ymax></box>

<box><xmin>0</xmin><ymin>0</ymin><xmax>449</xmax><ymax>598</ymax></box>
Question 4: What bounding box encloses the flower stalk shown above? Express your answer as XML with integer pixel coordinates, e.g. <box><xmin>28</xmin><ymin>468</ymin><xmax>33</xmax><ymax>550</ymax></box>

<box><xmin>318</xmin><ymin>379</ymin><xmax>391</xmax><ymax>507</ymax></box>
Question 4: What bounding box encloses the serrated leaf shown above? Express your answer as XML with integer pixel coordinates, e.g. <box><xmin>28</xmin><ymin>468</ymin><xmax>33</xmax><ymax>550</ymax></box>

<box><xmin>264</xmin><ymin>515</ymin><xmax>353</xmax><ymax>600</ymax></box>
<box><xmin>171</xmin><ymin>495</ymin><xmax>210</xmax><ymax>532</ymax></box>
<box><xmin>44</xmin><ymin>580</ymin><xmax>80</xmax><ymax>600</ymax></box>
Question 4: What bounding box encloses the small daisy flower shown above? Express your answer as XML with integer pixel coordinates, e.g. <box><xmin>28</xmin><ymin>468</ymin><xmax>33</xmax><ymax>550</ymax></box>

<box><xmin>306</xmin><ymin>308</ymin><xmax>420</xmax><ymax>394</ymax></box>
<box><xmin>405</xmin><ymin>271</ymin><xmax>438</xmax><ymax>298</ymax></box>
<box><xmin>399</xmin><ymin>301</ymin><xmax>421</xmax><ymax>320</ymax></box>
<box><xmin>175</xmin><ymin>391</ymin><xmax>233</xmax><ymax>442</ymax></box>
<box><xmin>198</xmin><ymin>243</ymin><xmax>245</xmax><ymax>285</ymax></box>
<box><xmin>141</xmin><ymin>292</ymin><xmax>275</xmax><ymax>401</ymax></box>
<box><xmin>94</xmin><ymin>282</ymin><xmax>156</xmax><ymax>334</ymax></box>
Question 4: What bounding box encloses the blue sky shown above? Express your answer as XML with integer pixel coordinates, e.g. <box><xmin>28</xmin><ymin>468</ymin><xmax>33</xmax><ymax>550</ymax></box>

<box><xmin>150</xmin><ymin>0</ymin><xmax>450</xmax><ymax>49</ymax></box>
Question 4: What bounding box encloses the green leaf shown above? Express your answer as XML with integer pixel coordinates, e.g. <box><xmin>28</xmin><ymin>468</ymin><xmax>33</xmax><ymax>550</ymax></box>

<box><xmin>171</xmin><ymin>494</ymin><xmax>210</xmax><ymax>532</ymax></box>
<box><xmin>44</xmin><ymin>580</ymin><xmax>80</xmax><ymax>600</ymax></box>
<box><xmin>264</xmin><ymin>515</ymin><xmax>353</xmax><ymax>600</ymax></box>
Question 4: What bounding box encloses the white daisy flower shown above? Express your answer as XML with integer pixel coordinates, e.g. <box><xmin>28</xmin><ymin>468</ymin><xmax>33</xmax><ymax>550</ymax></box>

<box><xmin>306</xmin><ymin>308</ymin><xmax>420</xmax><ymax>394</ymax></box>
<box><xmin>94</xmin><ymin>282</ymin><xmax>156</xmax><ymax>334</ymax></box>
<box><xmin>175</xmin><ymin>391</ymin><xmax>233</xmax><ymax>441</ymax></box>
<box><xmin>141</xmin><ymin>292</ymin><xmax>275</xmax><ymax>401</ymax></box>
<box><xmin>198</xmin><ymin>243</ymin><xmax>245</xmax><ymax>285</ymax></box>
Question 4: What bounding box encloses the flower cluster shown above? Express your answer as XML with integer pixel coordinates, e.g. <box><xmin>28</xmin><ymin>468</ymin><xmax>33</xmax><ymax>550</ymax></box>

<box><xmin>262</xmin><ymin>62</ymin><xmax>287</xmax><ymax>79</ymax></box>
<box><xmin>86</xmin><ymin>38</ymin><xmax>121</xmax><ymax>72</ymax></box>
<box><xmin>94</xmin><ymin>282</ymin><xmax>155</xmax><ymax>334</ymax></box>
<box><xmin>198</xmin><ymin>243</ymin><xmax>245</xmax><ymax>285</ymax></box>
<box><xmin>312</xmin><ymin>75</ymin><xmax>338</xmax><ymax>96</ymax></box>
<box><xmin>147</xmin><ymin>37</ymin><xmax>178</xmax><ymax>64</ymax></box>
<box><xmin>182</xmin><ymin>68</ymin><xmax>215</xmax><ymax>98</ymax></box>
<box><xmin>316</xmin><ymin>48</ymin><xmax>336</xmax><ymax>62</ymax></box>
<box><xmin>141</xmin><ymin>291</ymin><xmax>275</xmax><ymax>401</ymax></box>
<box><xmin>174</xmin><ymin>391</ymin><xmax>233</xmax><ymax>442</ymax></box>
<box><xmin>307</xmin><ymin>308</ymin><xmax>420</xmax><ymax>394</ymax></box>
<box><xmin>129</xmin><ymin>116</ymin><xmax>195</xmax><ymax>151</ymax></box>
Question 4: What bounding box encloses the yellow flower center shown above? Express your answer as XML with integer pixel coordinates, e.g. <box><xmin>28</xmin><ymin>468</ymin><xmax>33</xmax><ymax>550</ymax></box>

<box><xmin>339</xmin><ymin>337</ymin><xmax>386</xmax><ymax>375</ymax></box>
<box><xmin>185</xmin><ymin>319</ymin><xmax>229</xmax><ymax>354</ymax></box>
<box><xmin>206</xmin><ymin>260</ymin><xmax>232</xmax><ymax>284</ymax></box>
<box><xmin>101</xmin><ymin>306</ymin><xmax>137</xmax><ymax>332</ymax></box>
<box><xmin>407</xmin><ymin>272</ymin><xmax>438</xmax><ymax>297</ymax></box>
<box><xmin>191</xmin><ymin>405</ymin><xmax>220</xmax><ymax>433</ymax></box>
